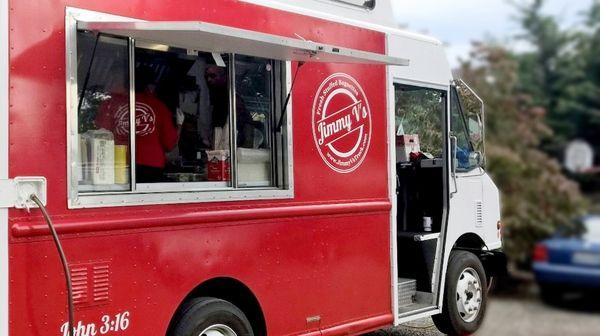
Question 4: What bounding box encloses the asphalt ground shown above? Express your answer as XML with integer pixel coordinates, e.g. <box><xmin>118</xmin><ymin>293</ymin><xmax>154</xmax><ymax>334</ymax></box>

<box><xmin>366</xmin><ymin>291</ymin><xmax>600</xmax><ymax>336</ymax></box>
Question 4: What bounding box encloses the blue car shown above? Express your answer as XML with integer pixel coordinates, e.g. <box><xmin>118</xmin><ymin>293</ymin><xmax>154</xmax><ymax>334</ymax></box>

<box><xmin>533</xmin><ymin>215</ymin><xmax>600</xmax><ymax>303</ymax></box>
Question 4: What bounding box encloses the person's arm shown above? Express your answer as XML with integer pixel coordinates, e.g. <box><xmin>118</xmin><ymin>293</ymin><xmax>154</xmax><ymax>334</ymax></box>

<box><xmin>158</xmin><ymin>103</ymin><xmax>183</xmax><ymax>152</ymax></box>
<box><xmin>175</xmin><ymin>108</ymin><xmax>184</xmax><ymax>138</ymax></box>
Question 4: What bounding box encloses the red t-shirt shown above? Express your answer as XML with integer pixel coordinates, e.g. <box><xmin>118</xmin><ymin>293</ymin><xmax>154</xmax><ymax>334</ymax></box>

<box><xmin>96</xmin><ymin>92</ymin><xmax>178</xmax><ymax>168</ymax></box>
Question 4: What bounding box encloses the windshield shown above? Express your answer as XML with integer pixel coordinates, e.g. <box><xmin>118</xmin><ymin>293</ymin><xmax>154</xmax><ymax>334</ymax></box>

<box><xmin>584</xmin><ymin>217</ymin><xmax>600</xmax><ymax>240</ymax></box>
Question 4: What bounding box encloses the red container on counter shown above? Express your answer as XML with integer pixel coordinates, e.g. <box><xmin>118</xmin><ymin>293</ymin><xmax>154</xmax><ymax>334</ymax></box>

<box><xmin>207</xmin><ymin>150</ymin><xmax>230</xmax><ymax>181</ymax></box>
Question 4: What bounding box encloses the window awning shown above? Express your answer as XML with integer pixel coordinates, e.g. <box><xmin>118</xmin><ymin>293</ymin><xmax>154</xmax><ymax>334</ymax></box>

<box><xmin>77</xmin><ymin>20</ymin><xmax>409</xmax><ymax>66</ymax></box>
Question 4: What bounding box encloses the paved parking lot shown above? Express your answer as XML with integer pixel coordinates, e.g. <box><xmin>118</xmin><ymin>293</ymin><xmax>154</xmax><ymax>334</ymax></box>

<box><xmin>368</xmin><ymin>295</ymin><xmax>600</xmax><ymax>336</ymax></box>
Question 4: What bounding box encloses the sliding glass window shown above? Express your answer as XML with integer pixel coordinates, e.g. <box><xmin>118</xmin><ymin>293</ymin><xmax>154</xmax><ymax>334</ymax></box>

<box><xmin>73</xmin><ymin>31</ymin><xmax>290</xmax><ymax>202</ymax></box>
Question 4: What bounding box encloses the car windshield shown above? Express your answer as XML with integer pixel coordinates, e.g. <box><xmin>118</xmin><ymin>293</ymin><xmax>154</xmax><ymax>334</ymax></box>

<box><xmin>584</xmin><ymin>217</ymin><xmax>600</xmax><ymax>240</ymax></box>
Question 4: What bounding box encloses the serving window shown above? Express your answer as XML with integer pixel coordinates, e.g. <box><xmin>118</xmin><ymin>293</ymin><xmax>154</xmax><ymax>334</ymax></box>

<box><xmin>70</xmin><ymin>29</ymin><xmax>291</xmax><ymax>207</ymax></box>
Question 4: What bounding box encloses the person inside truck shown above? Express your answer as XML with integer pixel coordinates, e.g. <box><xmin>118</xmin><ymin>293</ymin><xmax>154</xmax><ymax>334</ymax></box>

<box><xmin>205</xmin><ymin>64</ymin><xmax>254</xmax><ymax>149</ymax></box>
<box><xmin>134</xmin><ymin>68</ymin><xmax>185</xmax><ymax>182</ymax></box>
<box><xmin>96</xmin><ymin>66</ymin><xmax>185</xmax><ymax>183</ymax></box>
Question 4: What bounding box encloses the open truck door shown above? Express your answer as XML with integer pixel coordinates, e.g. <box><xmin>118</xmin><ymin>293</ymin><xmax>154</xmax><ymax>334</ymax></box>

<box><xmin>390</xmin><ymin>70</ymin><xmax>503</xmax><ymax>335</ymax></box>
<box><xmin>393</xmin><ymin>82</ymin><xmax>450</xmax><ymax>319</ymax></box>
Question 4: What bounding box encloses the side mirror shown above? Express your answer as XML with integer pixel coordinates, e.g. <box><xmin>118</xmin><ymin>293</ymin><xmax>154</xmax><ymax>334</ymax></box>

<box><xmin>468</xmin><ymin>151</ymin><xmax>484</xmax><ymax>167</ymax></box>
<box><xmin>468</xmin><ymin>116</ymin><xmax>483</xmax><ymax>144</ymax></box>
<box><xmin>456</xmin><ymin>79</ymin><xmax>486</xmax><ymax>165</ymax></box>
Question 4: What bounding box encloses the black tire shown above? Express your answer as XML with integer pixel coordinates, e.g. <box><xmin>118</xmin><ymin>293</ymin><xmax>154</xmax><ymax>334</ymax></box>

<box><xmin>169</xmin><ymin>297</ymin><xmax>254</xmax><ymax>336</ymax></box>
<box><xmin>433</xmin><ymin>250</ymin><xmax>488</xmax><ymax>336</ymax></box>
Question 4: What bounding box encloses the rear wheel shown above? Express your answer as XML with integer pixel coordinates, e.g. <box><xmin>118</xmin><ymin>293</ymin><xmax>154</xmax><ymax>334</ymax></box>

<box><xmin>433</xmin><ymin>250</ymin><xmax>487</xmax><ymax>335</ymax></box>
<box><xmin>170</xmin><ymin>297</ymin><xmax>254</xmax><ymax>336</ymax></box>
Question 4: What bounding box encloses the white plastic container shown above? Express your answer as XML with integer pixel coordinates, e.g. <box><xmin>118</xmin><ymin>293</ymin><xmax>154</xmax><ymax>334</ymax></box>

<box><xmin>88</xmin><ymin>129</ymin><xmax>115</xmax><ymax>185</ymax></box>
<box><xmin>237</xmin><ymin>148</ymin><xmax>271</xmax><ymax>186</ymax></box>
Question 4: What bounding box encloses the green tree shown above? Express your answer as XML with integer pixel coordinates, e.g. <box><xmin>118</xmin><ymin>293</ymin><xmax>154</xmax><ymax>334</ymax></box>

<box><xmin>511</xmin><ymin>0</ymin><xmax>577</xmax><ymax>156</ymax></box>
<box><xmin>513</xmin><ymin>0</ymin><xmax>600</xmax><ymax>168</ymax></box>
<box><xmin>512</xmin><ymin>0</ymin><xmax>568</xmax><ymax>108</ymax></box>
<box><xmin>555</xmin><ymin>1</ymin><xmax>600</xmax><ymax>164</ymax></box>
<box><xmin>457</xmin><ymin>43</ymin><xmax>587</xmax><ymax>263</ymax></box>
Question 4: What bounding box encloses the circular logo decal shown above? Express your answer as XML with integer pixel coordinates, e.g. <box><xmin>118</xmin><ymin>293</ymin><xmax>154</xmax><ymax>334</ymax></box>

<box><xmin>114</xmin><ymin>104</ymin><xmax>131</xmax><ymax>137</ymax></box>
<box><xmin>135</xmin><ymin>102</ymin><xmax>156</xmax><ymax>137</ymax></box>
<box><xmin>311</xmin><ymin>73</ymin><xmax>372</xmax><ymax>173</ymax></box>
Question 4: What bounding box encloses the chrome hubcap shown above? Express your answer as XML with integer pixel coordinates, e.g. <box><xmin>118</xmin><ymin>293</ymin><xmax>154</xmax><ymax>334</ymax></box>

<box><xmin>456</xmin><ymin>267</ymin><xmax>482</xmax><ymax>323</ymax></box>
<box><xmin>199</xmin><ymin>324</ymin><xmax>238</xmax><ymax>336</ymax></box>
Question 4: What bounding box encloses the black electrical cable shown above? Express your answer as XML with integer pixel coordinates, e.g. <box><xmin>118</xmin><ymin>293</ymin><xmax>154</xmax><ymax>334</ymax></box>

<box><xmin>276</xmin><ymin>61</ymin><xmax>304</xmax><ymax>133</ymax></box>
<box><xmin>30</xmin><ymin>195</ymin><xmax>74</xmax><ymax>336</ymax></box>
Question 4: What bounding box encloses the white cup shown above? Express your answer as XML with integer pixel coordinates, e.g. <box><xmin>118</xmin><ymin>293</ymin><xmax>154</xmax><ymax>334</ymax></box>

<box><xmin>423</xmin><ymin>217</ymin><xmax>433</xmax><ymax>232</ymax></box>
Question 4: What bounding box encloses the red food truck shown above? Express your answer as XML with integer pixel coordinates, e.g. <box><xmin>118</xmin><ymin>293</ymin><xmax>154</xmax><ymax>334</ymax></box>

<box><xmin>0</xmin><ymin>1</ymin><xmax>506</xmax><ymax>335</ymax></box>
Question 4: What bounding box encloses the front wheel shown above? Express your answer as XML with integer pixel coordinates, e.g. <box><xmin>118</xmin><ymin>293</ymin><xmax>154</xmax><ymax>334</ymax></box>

<box><xmin>169</xmin><ymin>297</ymin><xmax>254</xmax><ymax>336</ymax></box>
<box><xmin>433</xmin><ymin>250</ymin><xmax>488</xmax><ymax>335</ymax></box>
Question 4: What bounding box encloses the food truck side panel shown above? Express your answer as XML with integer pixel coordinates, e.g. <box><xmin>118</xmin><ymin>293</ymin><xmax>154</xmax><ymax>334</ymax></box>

<box><xmin>7</xmin><ymin>1</ymin><xmax>391</xmax><ymax>335</ymax></box>
<box><xmin>7</xmin><ymin>1</ymin><xmax>388</xmax><ymax>213</ymax></box>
